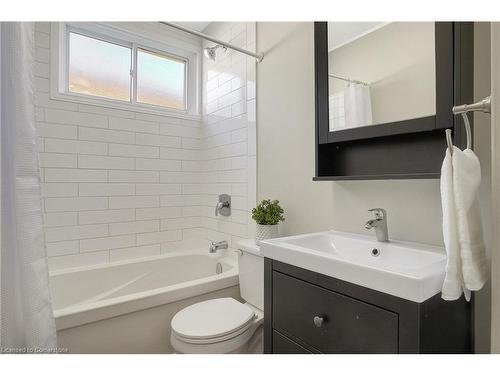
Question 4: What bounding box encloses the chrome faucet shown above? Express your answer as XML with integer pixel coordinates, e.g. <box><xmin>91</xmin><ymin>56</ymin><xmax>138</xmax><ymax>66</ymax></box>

<box><xmin>209</xmin><ymin>240</ymin><xmax>228</xmax><ymax>253</ymax></box>
<box><xmin>365</xmin><ymin>208</ymin><xmax>389</xmax><ymax>242</ymax></box>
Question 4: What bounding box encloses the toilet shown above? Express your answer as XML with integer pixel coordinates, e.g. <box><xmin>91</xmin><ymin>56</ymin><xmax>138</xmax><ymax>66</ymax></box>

<box><xmin>170</xmin><ymin>240</ymin><xmax>264</xmax><ymax>354</ymax></box>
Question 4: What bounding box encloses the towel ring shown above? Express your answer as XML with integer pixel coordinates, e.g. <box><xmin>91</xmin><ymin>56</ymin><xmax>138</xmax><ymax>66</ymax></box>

<box><xmin>461</xmin><ymin>112</ymin><xmax>472</xmax><ymax>150</ymax></box>
<box><xmin>446</xmin><ymin>112</ymin><xmax>472</xmax><ymax>155</ymax></box>
<box><xmin>447</xmin><ymin>95</ymin><xmax>492</xmax><ymax>154</ymax></box>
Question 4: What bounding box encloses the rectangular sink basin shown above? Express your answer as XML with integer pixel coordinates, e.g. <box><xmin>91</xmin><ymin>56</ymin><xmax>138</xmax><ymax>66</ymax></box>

<box><xmin>260</xmin><ymin>230</ymin><xmax>446</xmax><ymax>303</ymax></box>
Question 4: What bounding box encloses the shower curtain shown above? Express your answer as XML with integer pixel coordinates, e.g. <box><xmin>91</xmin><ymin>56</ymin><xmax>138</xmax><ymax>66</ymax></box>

<box><xmin>0</xmin><ymin>22</ymin><xmax>57</xmax><ymax>351</ymax></box>
<box><xmin>344</xmin><ymin>83</ymin><xmax>372</xmax><ymax>128</ymax></box>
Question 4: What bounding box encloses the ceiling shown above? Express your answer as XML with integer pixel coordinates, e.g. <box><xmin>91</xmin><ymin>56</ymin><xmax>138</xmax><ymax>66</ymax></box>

<box><xmin>328</xmin><ymin>22</ymin><xmax>388</xmax><ymax>51</ymax></box>
<box><xmin>175</xmin><ymin>22</ymin><xmax>211</xmax><ymax>32</ymax></box>
<box><xmin>171</xmin><ymin>22</ymin><xmax>389</xmax><ymax>49</ymax></box>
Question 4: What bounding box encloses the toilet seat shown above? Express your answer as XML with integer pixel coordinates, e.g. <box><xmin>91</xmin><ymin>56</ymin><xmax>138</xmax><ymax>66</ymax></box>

<box><xmin>171</xmin><ymin>298</ymin><xmax>255</xmax><ymax>344</ymax></box>
<box><xmin>170</xmin><ymin>298</ymin><xmax>263</xmax><ymax>353</ymax></box>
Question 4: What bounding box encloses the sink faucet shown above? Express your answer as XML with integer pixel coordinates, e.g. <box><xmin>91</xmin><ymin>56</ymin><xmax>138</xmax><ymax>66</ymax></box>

<box><xmin>365</xmin><ymin>208</ymin><xmax>389</xmax><ymax>242</ymax></box>
<box><xmin>209</xmin><ymin>240</ymin><xmax>228</xmax><ymax>253</ymax></box>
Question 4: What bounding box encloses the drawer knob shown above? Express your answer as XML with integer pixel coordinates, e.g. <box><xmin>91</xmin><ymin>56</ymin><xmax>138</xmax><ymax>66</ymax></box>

<box><xmin>313</xmin><ymin>315</ymin><xmax>324</xmax><ymax>327</ymax></box>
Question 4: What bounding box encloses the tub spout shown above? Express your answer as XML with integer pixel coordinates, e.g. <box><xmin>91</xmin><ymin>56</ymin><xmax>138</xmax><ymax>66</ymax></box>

<box><xmin>209</xmin><ymin>240</ymin><xmax>228</xmax><ymax>253</ymax></box>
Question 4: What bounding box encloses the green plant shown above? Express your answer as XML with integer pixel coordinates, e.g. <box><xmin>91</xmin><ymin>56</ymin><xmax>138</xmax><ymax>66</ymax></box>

<box><xmin>251</xmin><ymin>199</ymin><xmax>285</xmax><ymax>225</ymax></box>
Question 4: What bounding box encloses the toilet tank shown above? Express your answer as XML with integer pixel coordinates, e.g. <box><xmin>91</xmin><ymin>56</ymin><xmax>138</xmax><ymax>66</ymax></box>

<box><xmin>237</xmin><ymin>240</ymin><xmax>264</xmax><ymax>311</ymax></box>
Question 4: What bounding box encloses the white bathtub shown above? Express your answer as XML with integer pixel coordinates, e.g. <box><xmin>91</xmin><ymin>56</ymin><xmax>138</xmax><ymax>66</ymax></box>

<box><xmin>50</xmin><ymin>251</ymin><xmax>240</xmax><ymax>353</ymax></box>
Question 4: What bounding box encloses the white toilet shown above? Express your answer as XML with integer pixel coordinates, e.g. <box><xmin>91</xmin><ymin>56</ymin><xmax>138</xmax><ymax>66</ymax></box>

<box><xmin>170</xmin><ymin>240</ymin><xmax>264</xmax><ymax>354</ymax></box>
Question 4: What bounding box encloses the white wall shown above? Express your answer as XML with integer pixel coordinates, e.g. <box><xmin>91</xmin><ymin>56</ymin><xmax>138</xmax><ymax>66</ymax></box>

<box><xmin>489</xmin><ymin>22</ymin><xmax>500</xmax><ymax>354</ymax></box>
<box><xmin>34</xmin><ymin>22</ymin><xmax>256</xmax><ymax>270</ymax></box>
<box><xmin>257</xmin><ymin>23</ymin><xmax>333</xmax><ymax>237</ymax></box>
<box><xmin>257</xmin><ymin>22</ymin><xmax>492</xmax><ymax>352</ymax></box>
<box><xmin>0</xmin><ymin>24</ymin><xmax>2</xmax><ymax>316</ymax></box>
<box><xmin>473</xmin><ymin>22</ymin><xmax>492</xmax><ymax>354</ymax></box>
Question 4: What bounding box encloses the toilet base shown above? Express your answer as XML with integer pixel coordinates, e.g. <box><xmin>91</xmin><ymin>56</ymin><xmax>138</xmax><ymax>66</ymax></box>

<box><xmin>171</xmin><ymin>323</ymin><xmax>263</xmax><ymax>354</ymax></box>
<box><xmin>245</xmin><ymin>325</ymin><xmax>263</xmax><ymax>354</ymax></box>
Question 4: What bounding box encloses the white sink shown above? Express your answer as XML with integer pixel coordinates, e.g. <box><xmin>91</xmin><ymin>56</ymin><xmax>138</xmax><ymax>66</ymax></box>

<box><xmin>260</xmin><ymin>230</ymin><xmax>446</xmax><ymax>303</ymax></box>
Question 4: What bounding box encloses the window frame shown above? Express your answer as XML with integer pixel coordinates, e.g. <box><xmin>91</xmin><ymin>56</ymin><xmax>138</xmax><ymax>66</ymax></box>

<box><xmin>50</xmin><ymin>22</ymin><xmax>200</xmax><ymax>119</ymax></box>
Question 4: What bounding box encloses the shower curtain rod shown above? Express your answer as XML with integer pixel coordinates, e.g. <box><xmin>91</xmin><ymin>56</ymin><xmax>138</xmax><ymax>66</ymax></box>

<box><xmin>328</xmin><ymin>73</ymin><xmax>370</xmax><ymax>86</ymax></box>
<box><xmin>159</xmin><ymin>22</ymin><xmax>264</xmax><ymax>62</ymax></box>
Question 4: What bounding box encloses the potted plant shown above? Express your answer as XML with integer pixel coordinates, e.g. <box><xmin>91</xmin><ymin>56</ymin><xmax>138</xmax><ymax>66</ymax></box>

<box><xmin>251</xmin><ymin>199</ymin><xmax>285</xmax><ymax>244</ymax></box>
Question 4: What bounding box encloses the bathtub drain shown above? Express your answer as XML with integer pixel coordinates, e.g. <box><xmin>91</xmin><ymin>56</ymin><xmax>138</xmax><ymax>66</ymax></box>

<box><xmin>216</xmin><ymin>262</ymin><xmax>223</xmax><ymax>274</ymax></box>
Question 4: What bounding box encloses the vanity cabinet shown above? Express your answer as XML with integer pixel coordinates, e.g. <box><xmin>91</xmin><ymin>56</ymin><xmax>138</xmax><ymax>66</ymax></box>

<box><xmin>264</xmin><ymin>258</ymin><xmax>472</xmax><ymax>354</ymax></box>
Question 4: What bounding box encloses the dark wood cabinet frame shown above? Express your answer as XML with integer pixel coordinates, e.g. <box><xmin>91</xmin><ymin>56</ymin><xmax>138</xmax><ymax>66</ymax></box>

<box><xmin>264</xmin><ymin>258</ymin><xmax>472</xmax><ymax>354</ymax></box>
<box><xmin>314</xmin><ymin>22</ymin><xmax>474</xmax><ymax>180</ymax></box>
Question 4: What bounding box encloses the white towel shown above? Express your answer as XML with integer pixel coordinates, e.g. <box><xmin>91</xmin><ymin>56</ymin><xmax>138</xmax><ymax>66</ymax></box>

<box><xmin>441</xmin><ymin>147</ymin><xmax>469</xmax><ymax>301</ymax></box>
<box><xmin>452</xmin><ymin>148</ymin><xmax>489</xmax><ymax>290</ymax></box>
<box><xmin>440</xmin><ymin>146</ymin><xmax>489</xmax><ymax>301</ymax></box>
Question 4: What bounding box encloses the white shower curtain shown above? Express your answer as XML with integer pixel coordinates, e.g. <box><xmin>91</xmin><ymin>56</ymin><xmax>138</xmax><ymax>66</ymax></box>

<box><xmin>344</xmin><ymin>83</ymin><xmax>372</xmax><ymax>128</ymax></box>
<box><xmin>0</xmin><ymin>22</ymin><xmax>57</xmax><ymax>352</ymax></box>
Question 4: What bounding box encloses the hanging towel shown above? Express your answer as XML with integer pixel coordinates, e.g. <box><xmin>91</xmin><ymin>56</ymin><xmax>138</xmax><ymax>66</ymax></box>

<box><xmin>344</xmin><ymin>83</ymin><xmax>372</xmax><ymax>128</ymax></box>
<box><xmin>440</xmin><ymin>147</ymin><xmax>470</xmax><ymax>301</ymax></box>
<box><xmin>452</xmin><ymin>148</ymin><xmax>489</xmax><ymax>291</ymax></box>
<box><xmin>440</xmin><ymin>146</ymin><xmax>489</xmax><ymax>301</ymax></box>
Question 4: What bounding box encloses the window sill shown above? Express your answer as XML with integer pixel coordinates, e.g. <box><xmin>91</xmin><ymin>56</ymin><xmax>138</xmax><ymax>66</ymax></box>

<box><xmin>50</xmin><ymin>90</ymin><xmax>202</xmax><ymax>121</ymax></box>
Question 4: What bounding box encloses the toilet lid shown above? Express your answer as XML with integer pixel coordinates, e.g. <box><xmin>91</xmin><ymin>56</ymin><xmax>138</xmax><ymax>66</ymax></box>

<box><xmin>171</xmin><ymin>298</ymin><xmax>255</xmax><ymax>340</ymax></box>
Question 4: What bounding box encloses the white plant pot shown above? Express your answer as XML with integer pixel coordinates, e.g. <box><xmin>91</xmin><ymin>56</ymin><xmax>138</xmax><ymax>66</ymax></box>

<box><xmin>255</xmin><ymin>224</ymin><xmax>279</xmax><ymax>245</ymax></box>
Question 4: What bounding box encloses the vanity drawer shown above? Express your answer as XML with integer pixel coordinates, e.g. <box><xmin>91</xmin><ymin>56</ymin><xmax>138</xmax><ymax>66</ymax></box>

<box><xmin>273</xmin><ymin>330</ymin><xmax>313</xmax><ymax>354</ymax></box>
<box><xmin>272</xmin><ymin>271</ymin><xmax>399</xmax><ymax>353</ymax></box>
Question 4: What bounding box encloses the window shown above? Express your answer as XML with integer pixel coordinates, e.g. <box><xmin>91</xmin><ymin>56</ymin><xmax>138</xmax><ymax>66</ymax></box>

<box><xmin>67</xmin><ymin>31</ymin><xmax>186</xmax><ymax>110</ymax></box>
<box><xmin>136</xmin><ymin>48</ymin><xmax>186</xmax><ymax>110</ymax></box>
<box><xmin>52</xmin><ymin>23</ymin><xmax>200</xmax><ymax>116</ymax></box>
<box><xmin>69</xmin><ymin>32</ymin><xmax>132</xmax><ymax>102</ymax></box>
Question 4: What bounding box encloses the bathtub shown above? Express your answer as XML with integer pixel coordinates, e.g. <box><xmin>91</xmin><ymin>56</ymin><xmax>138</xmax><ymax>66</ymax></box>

<box><xmin>50</xmin><ymin>251</ymin><xmax>240</xmax><ymax>353</ymax></box>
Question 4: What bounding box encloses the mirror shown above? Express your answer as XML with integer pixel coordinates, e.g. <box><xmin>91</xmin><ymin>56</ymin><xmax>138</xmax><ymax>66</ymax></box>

<box><xmin>327</xmin><ymin>22</ymin><xmax>436</xmax><ymax>131</ymax></box>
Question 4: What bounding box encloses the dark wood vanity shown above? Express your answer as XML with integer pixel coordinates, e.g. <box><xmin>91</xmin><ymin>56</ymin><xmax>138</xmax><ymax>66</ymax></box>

<box><xmin>264</xmin><ymin>258</ymin><xmax>472</xmax><ymax>354</ymax></box>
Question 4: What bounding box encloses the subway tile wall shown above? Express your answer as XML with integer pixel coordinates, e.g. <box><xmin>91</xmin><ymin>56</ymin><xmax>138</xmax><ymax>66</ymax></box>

<box><xmin>34</xmin><ymin>22</ymin><xmax>256</xmax><ymax>270</ymax></box>
<box><xmin>201</xmin><ymin>22</ymin><xmax>257</xmax><ymax>249</ymax></box>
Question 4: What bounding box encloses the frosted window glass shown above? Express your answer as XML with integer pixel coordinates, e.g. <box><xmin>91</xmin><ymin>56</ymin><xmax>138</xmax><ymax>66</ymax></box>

<box><xmin>136</xmin><ymin>48</ymin><xmax>186</xmax><ymax>110</ymax></box>
<box><xmin>68</xmin><ymin>32</ymin><xmax>131</xmax><ymax>101</ymax></box>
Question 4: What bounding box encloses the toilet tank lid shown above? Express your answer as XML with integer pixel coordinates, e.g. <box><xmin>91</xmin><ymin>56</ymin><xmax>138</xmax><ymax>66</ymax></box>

<box><xmin>237</xmin><ymin>239</ymin><xmax>262</xmax><ymax>257</ymax></box>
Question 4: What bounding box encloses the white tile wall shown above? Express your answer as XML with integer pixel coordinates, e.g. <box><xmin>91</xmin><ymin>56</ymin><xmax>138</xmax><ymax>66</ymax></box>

<box><xmin>201</xmin><ymin>22</ymin><xmax>257</xmax><ymax>248</ymax></box>
<box><xmin>35</xmin><ymin>22</ymin><xmax>256</xmax><ymax>270</ymax></box>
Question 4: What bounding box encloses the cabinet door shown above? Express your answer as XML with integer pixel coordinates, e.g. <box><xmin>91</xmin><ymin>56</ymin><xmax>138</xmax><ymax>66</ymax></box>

<box><xmin>272</xmin><ymin>271</ymin><xmax>399</xmax><ymax>353</ymax></box>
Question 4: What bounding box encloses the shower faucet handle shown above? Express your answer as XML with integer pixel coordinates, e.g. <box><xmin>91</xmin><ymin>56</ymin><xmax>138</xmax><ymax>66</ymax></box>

<box><xmin>215</xmin><ymin>194</ymin><xmax>231</xmax><ymax>216</ymax></box>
